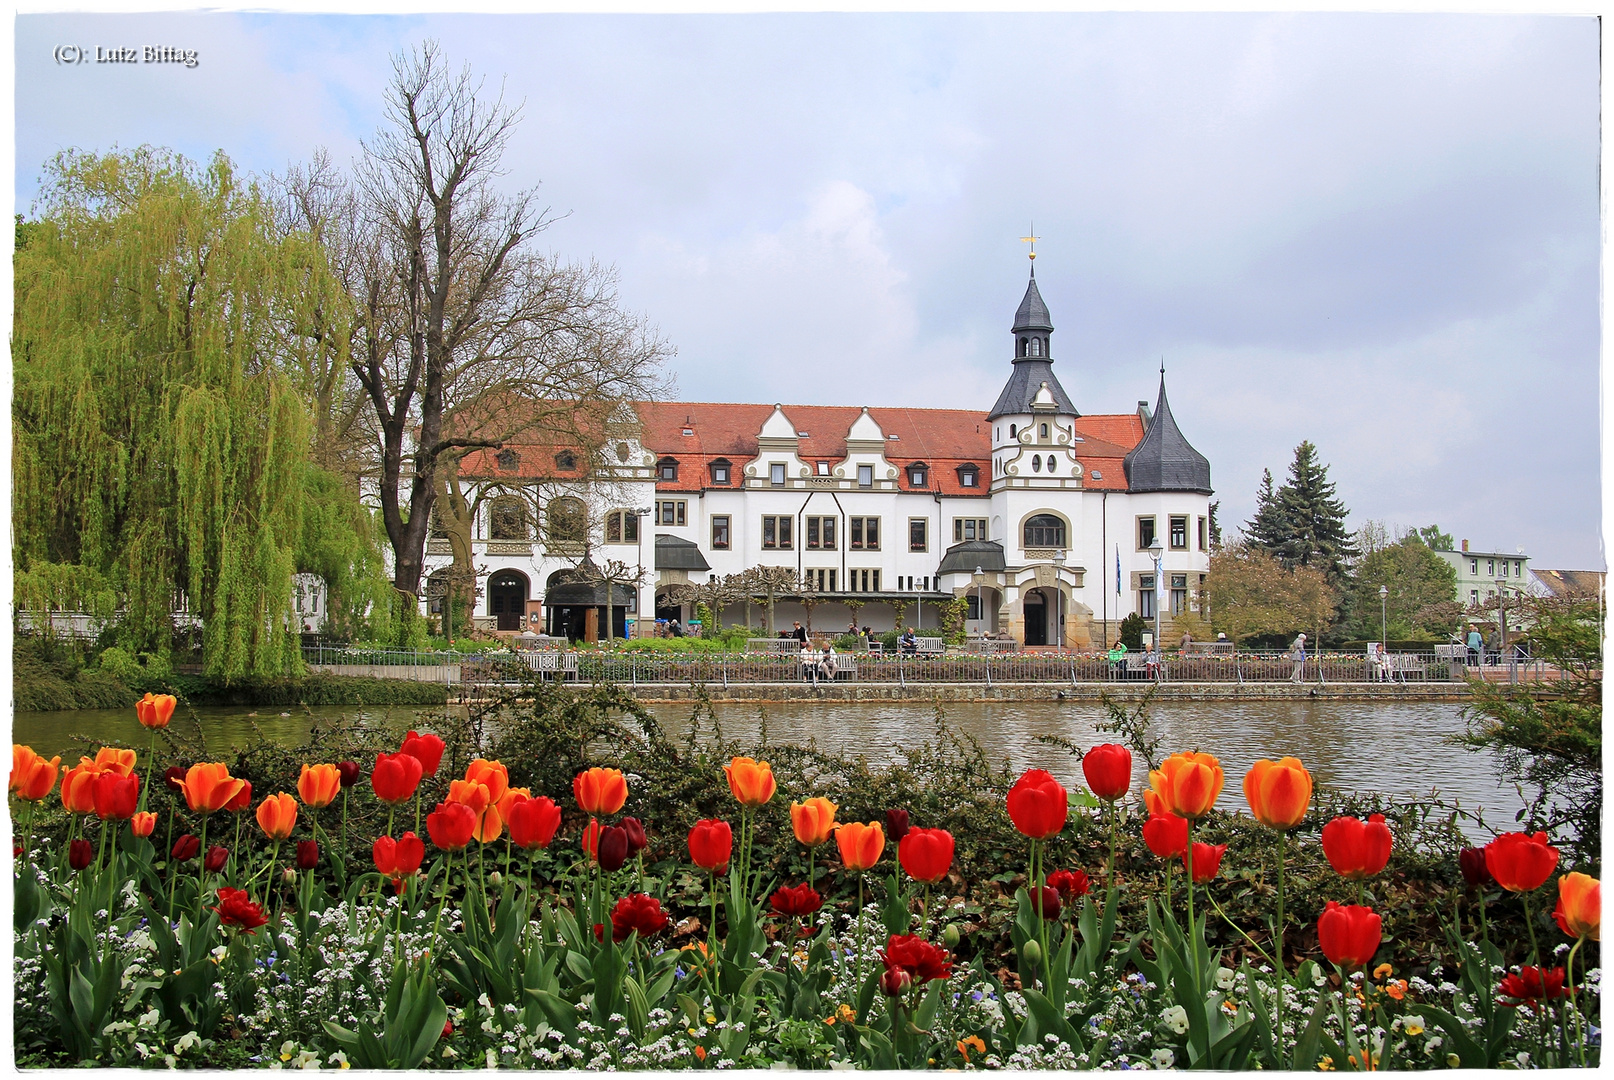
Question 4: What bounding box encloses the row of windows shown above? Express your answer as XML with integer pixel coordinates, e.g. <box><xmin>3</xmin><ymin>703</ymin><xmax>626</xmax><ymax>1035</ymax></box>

<box><xmin>1136</xmin><ymin>574</ymin><xmax>1205</xmax><ymax>619</ymax></box>
<box><xmin>1137</xmin><ymin>515</ymin><xmax>1209</xmax><ymax>552</ymax></box>
<box><xmin>658</xmin><ymin>457</ymin><xmax>978</xmax><ymax>489</ymax></box>
<box><xmin>1469</xmin><ymin>558</ymin><xmax>1524</xmax><ymax>579</ymax></box>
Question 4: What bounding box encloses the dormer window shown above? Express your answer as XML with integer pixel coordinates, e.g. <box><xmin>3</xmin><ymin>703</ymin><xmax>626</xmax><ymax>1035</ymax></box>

<box><xmin>1039</xmin><ymin>423</ymin><xmax>1049</xmax><ymax>439</ymax></box>
<box><xmin>769</xmin><ymin>463</ymin><xmax>786</xmax><ymax>485</ymax></box>
<box><xmin>709</xmin><ymin>459</ymin><xmax>731</xmax><ymax>485</ymax></box>
<box><xmin>496</xmin><ymin>449</ymin><xmax>519</xmax><ymax>471</ymax></box>
<box><xmin>958</xmin><ymin>464</ymin><xmax>979</xmax><ymax>488</ymax></box>
<box><xmin>657</xmin><ymin>457</ymin><xmax>679</xmax><ymax>482</ymax></box>
<box><xmin>553</xmin><ymin>450</ymin><xmax>575</xmax><ymax>471</ymax></box>
<box><xmin>907</xmin><ymin>463</ymin><xmax>928</xmax><ymax>488</ymax></box>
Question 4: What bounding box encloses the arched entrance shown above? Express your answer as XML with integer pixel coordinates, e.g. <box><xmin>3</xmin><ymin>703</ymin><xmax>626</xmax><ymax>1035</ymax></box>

<box><xmin>488</xmin><ymin>570</ymin><xmax>529</xmax><ymax>631</ymax></box>
<box><xmin>1023</xmin><ymin>590</ymin><xmax>1049</xmax><ymax>646</ymax></box>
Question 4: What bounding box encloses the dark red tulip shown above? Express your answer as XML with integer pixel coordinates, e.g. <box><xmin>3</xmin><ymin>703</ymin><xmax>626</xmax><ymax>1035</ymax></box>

<box><xmin>885</xmin><ymin>808</ymin><xmax>910</xmax><ymax>843</ymax></box>
<box><xmin>399</xmin><ymin>731</ymin><xmax>445</xmax><ymax>777</ymax></box>
<box><xmin>212</xmin><ymin>887</ymin><xmax>268</xmax><ymax>934</ymax></box>
<box><xmin>204</xmin><ymin>846</ymin><xmax>228</xmax><ymax>873</ymax></box>
<box><xmin>336</xmin><ymin>761</ymin><xmax>361</xmax><ymax>788</ymax></box>
<box><xmin>1048</xmin><ymin>869</ymin><xmax>1090</xmax><ymax>902</ymax></box>
<box><xmin>1030</xmin><ymin>884</ymin><xmax>1061</xmax><ymax>920</ymax></box>
<box><xmin>621</xmin><ymin>816</ymin><xmax>648</xmax><ymax>853</ymax></box>
<box><xmin>880</xmin><ymin>965</ymin><xmax>912</xmax><ymax>997</ymax></box>
<box><xmin>609</xmin><ymin>893</ymin><xmax>669</xmax><ymax>942</ymax></box>
<box><xmin>1459</xmin><ymin>847</ymin><xmax>1492</xmax><ymax>889</ymax></box>
<box><xmin>1317</xmin><ymin>902</ymin><xmax>1382</xmax><ymax>970</ymax></box>
<box><xmin>1081</xmin><ymin>743</ymin><xmax>1132</xmax><ymax>802</ymax></box>
<box><xmin>171</xmin><ymin>834</ymin><xmax>201</xmax><ymax>861</ymax></box>
<box><xmin>597</xmin><ymin>825</ymin><xmax>630</xmax><ymax>872</ymax></box>
<box><xmin>1142</xmin><ymin>813</ymin><xmax>1188</xmax><ymax>859</ymax></box>
<box><xmin>770</xmin><ymin>883</ymin><xmax>823</xmax><ymax>917</ymax></box>
<box><xmin>898</xmin><ymin>827</ymin><xmax>954</xmax><ymax>884</ymax></box>
<box><xmin>163</xmin><ymin>766</ymin><xmax>187</xmax><ymax>795</ymax></box>
<box><xmin>68</xmin><ymin>838</ymin><xmax>93</xmax><ymax>870</ymax></box>
<box><xmin>296</xmin><ymin>840</ymin><xmax>320</xmax><ymax>870</ymax></box>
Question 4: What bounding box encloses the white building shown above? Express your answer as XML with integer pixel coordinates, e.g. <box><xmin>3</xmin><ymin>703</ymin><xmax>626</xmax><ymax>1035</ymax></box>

<box><xmin>420</xmin><ymin>266</ymin><xmax>1215</xmax><ymax>647</ymax></box>
<box><xmin>1431</xmin><ymin>541</ymin><xmax>1531</xmax><ymax>609</ymax></box>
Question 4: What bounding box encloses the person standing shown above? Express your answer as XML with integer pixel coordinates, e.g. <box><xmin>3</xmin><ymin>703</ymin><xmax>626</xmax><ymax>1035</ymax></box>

<box><xmin>1466</xmin><ymin>626</ymin><xmax>1482</xmax><ymax>666</ymax></box>
<box><xmin>792</xmin><ymin>620</ymin><xmax>809</xmax><ymax>644</ymax></box>
<box><xmin>1486</xmin><ymin>628</ymin><xmax>1501</xmax><ymax>667</ymax></box>
<box><xmin>1289</xmin><ymin>633</ymin><xmax>1307</xmax><ymax>683</ymax></box>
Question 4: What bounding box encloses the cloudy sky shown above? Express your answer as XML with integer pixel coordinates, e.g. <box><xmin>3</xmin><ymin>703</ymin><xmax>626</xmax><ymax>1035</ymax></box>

<box><xmin>14</xmin><ymin>12</ymin><xmax>1603</xmax><ymax>568</ymax></box>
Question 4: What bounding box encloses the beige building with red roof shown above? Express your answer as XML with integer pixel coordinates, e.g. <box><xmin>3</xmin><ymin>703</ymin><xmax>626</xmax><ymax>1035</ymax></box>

<box><xmin>422</xmin><ymin>267</ymin><xmax>1214</xmax><ymax>647</ymax></box>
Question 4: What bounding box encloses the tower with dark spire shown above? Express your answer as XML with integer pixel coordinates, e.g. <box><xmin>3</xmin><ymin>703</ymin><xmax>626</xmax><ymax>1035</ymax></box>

<box><xmin>988</xmin><ymin>261</ymin><xmax>1078</xmax><ymax>421</ymax></box>
<box><xmin>1123</xmin><ymin>366</ymin><xmax>1212</xmax><ymax>494</ymax></box>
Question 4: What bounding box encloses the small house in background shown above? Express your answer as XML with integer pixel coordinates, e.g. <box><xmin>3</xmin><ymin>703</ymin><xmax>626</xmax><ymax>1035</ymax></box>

<box><xmin>293</xmin><ymin>574</ymin><xmax>328</xmax><ymax>634</ymax></box>
<box><xmin>1529</xmin><ymin>568</ymin><xmax>1606</xmax><ymax>600</ymax></box>
<box><xmin>1432</xmin><ymin>540</ymin><xmax>1530</xmax><ymax>609</ymax></box>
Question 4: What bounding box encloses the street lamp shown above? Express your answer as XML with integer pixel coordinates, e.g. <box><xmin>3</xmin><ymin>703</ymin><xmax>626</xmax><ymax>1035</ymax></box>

<box><xmin>1147</xmin><ymin>536</ymin><xmax>1164</xmax><ymax>666</ymax></box>
<box><xmin>633</xmin><ymin>507</ymin><xmax>653</xmax><ymax>637</ymax></box>
<box><xmin>1052</xmin><ymin>549</ymin><xmax>1066</xmax><ymax>653</ymax></box>
<box><xmin>973</xmin><ymin>565</ymin><xmax>985</xmax><ymax>640</ymax></box>
<box><xmin>1378</xmin><ymin>584</ymin><xmax>1388</xmax><ymax>652</ymax></box>
<box><xmin>1496</xmin><ymin>579</ymin><xmax>1509</xmax><ymax>665</ymax></box>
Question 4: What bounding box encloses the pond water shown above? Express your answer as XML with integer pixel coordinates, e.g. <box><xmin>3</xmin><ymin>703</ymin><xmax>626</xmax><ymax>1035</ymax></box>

<box><xmin>14</xmin><ymin>697</ymin><xmax>1514</xmax><ymax>824</ymax></box>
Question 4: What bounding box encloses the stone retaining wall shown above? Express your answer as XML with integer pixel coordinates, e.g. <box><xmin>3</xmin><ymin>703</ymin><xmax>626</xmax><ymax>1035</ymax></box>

<box><xmin>617</xmin><ymin>682</ymin><xmax>1470</xmax><ymax>703</ymax></box>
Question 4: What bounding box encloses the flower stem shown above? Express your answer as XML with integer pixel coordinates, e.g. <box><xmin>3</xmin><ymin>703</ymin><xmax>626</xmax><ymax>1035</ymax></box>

<box><xmin>195</xmin><ymin>815</ymin><xmax>210</xmax><ymax>921</ymax></box>
<box><xmin>1185</xmin><ymin>818</ymin><xmax>1198</xmax><ymax>997</ymax></box>
<box><xmin>1275</xmin><ymin>831</ymin><xmax>1287</xmax><ymax>1066</ymax></box>
<box><xmin>1566</xmin><ymin>936</ymin><xmax>1587</xmax><ymax>1067</ymax></box>
<box><xmin>1520</xmin><ymin>891</ymin><xmax>1541</xmax><ymax>967</ymax></box>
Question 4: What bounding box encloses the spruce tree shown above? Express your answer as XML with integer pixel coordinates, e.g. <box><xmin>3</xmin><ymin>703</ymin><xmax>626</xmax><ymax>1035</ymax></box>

<box><xmin>1244</xmin><ymin>469</ymin><xmax>1289</xmax><ymax>553</ymax></box>
<box><xmin>1271</xmin><ymin>441</ymin><xmax>1357</xmax><ymax>588</ymax></box>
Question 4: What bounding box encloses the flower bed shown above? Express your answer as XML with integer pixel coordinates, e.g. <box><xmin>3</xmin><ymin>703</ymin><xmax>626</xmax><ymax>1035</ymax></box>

<box><xmin>10</xmin><ymin>687</ymin><xmax>1601</xmax><ymax>1069</ymax></box>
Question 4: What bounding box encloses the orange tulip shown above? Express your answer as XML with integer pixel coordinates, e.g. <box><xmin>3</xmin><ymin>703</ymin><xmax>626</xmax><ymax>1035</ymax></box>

<box><xmin>297</xmin><ymin>764</ymin><xmax>342</xmax><ymax>809</ymax></box>
<box><xmin>256</xmin><ymin>792</ymin><xmax>299</xmax><ymax>841</ymax></box>
<box><xmin>11</xmin><ymin>745</ymin><xmax>61</xmax><ymax>802</ymax></box>
<box><xmin>791</xmin><ymin>797</ymin><xmax>838</xmax><ymax>846</ymax></box>
<box><xmin>60</xmin><ymin>762</ymin><xmax>100</xmax><ymax>814</ymax></box>
<box><xmin>130</xmin><ymin>811</ymin><xmax>158</xmax><ymax>838</ymax></box>
<box><xmin>135</xmin><ymin>693</ymin><xmax>177</xmax><ymax>729</ymax></box>
<box><xmin>446</xmin><ymin>779</ymin><xmax>504</xmax><ymax>843</ymax></box>
<box><xmin>1243</xmin><ymin>757</ymin><xmax>1313</xmax><ymax>831</ymax></box>
<box><xmin>725</xmin><ymin>757</ymin><xmax>777</xmax><ymax>807</ymax></box>
<box><xmin>91</xmin><ymin>747</ymin><xmax>138</xmax><ymax>777</ymax></box>
<box><xmin>1149</xmin><ymin>752</ymin><xmax>1225</xmax><ymax>820</ymax></box>
<box><xmin>836</xmin><ymin>820</ymin><xmax>886</xmax><ymax>871</ymax></box>
<box><xmin>1555</xmin><ymin>872</ymin><xmax>1601</xmax><ymax>941</ymax></box>
<box><xmin>180</xmin><ymin>763</ymin><xmax>247</xmax><ymax>814</ymax></box>
<box><xmin>498</xmin><ymin>786</ymin><xmax>532</xmax><ymax>818</ymax></box>
<box><xmin>464</xmin><ymin>759</ymin><xmax>509</xmax><ymax>805</ymax></box>
<box><xmin>574</xmin><ymin>767</ymin><xmax>629</xmax><ymax>815</ymax></box>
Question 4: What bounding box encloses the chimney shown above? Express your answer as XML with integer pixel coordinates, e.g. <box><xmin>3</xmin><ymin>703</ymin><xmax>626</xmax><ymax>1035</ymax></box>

<box><xmin>1137</xmin><ymin>400</ymin><xmax>1152</xmax><ymax>430</ymax></box>
<box><xmin>1462</xmin><ymin>539</ymin><xmax>1469</xmax><ymax>553</ymax></box>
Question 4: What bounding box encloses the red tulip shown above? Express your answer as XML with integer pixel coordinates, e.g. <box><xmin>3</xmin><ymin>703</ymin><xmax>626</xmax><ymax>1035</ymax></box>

<box><xmin>1498</xmin><ymin>966</ymin><xmax>1570</xmax><ymax>1005</ymax></box>
<box><xmin>204</xmin><ymin>846</ymin><xmax>228</xmax><ymax>873</ymax></box>
<box><xmin>1459</xmin><ymin>847</ymin><xmax>1493</xmax><ymax>889</ymax></box>
<box><xmin>213</xmin><ymin>887</ymin><xmax>268</xmax><ymax>934</ymax></box>
<box><xmin>1320</xmin><ymin>815</ymin><xmax>1393</xmax><ymax>880</ymax></box>
<box><xmin>898</xmin><ymin>827</ymin><xmax>954</xmax><ymax>884</ymax></box>
<box><xmin>1030</xmin><ymin>884</ymin><xmax>1061</xmax><ymax>920</ymax></box>
<box><xmin>373</xmin><ymin>832</ymin><xmax>425</xmax><ymax>891</ymax></box>
<box><xmin>336</xmin><ymin>761</ymin><xmax>361</xmax><ymax>788</ymax></box>
<box><xmin>1182</xmin><ymin>841</ymin><xmax>1227</xmax><ymax>883</ymax></box>
<box><xmin>399</xmin><ymin>730</ymin><xmax>445</xmax><ymax>777</ymax></box>
<box><xmin>296</xmin><ymin>840</ymin><xmax>320</xmax><ymax>870</ymax></box>
<box><xmin>1006</xmin><ymin>769</ymin><xmax>1068</xmax><ymax>840</ymax></box>
<box><xmin>1082</xmin><ymin>743</ymin><xmax>1132</xmax><ymax>802</ymax></box>
<box><xmin>880</xmin><ymin>933</ymin><xmax>953</xmax><ymax>984</ymax></box>
<box><xmin>622</xmin><ymin>816</ymin><xmax>648</xmax><ymax>853</ymax></box>
<box><xmin>609</xmin><ymin>893</ymin><xmax>669</xmax><ymax>942</ymax></box>
<box><xmin>93</xmin><ymin>771</ymin><xmax>140</xmax><ymax>821</ymax></box>
<box><xmin>770</xmin><ymin>883</ymin><xmax>823</xmax><ymax>917</ymax></box>
<box><xmin>885</xmin><ymin>808</ymin><xmax>910</xmax><ymax>843</ymax></box>
<box><xmin>1317</xmin><ymin>902</ymin><xmax>1382</xmax><ymax>970</ymax></box>
<box><xmin>371</xmin><ymin>752</ymin><xmax>424</xmax><ymax>805</ymax></box>
<box><xmin>597</xmin><ymin>825</ymin><xmax>630</xmax><ymax>872</ymax></box>
<box><xmin>1048</xmin><ymin>869</ymin><xmax>1090</xmax><ymax>902</ymax></box>
<box><xmin>427</xmin><ymin>801</ymin><xmax>477</xmax><ymax>852</ymax></box>
<box><xmin>688</xmin><ymin>819</ymin><xmax>733</xmax><ymax>872</ymax></box>
<box><xmin>581</xmin><ymin>818</ymin><xmax>601</xmax><ymax>862</ymax></box>
<box><xmin>130</xmin><ymin>811</ymin><xmax>157</xmax><ymax>838</ymax></box>
<box><xmin>68</xmin><ymin>838</ymin><xmax>93</xmax><ymax>871</ymax></box>
<box><xmin>223</xmin><ymin>779</ymin><xmax>253</xmax><ymax>814</ymax></box>
<box><xmin>1485</xmin><ymin>832</ymin><xmax>1560</xmax><ymax>893</ymax></box>
<box><xmin>171</xmin><ymin>834</ymin><xmax>200</xmax><ymax>861</ymax></box>
<box><xmin>1142</xmin><ymin>813</ymin><xmax>1188</xmax><ymax>859</ymax></box>
<box><xmin>508</xmin><ymin>797</ymin><xmax>562</xmax><ymax>850</ymax></box>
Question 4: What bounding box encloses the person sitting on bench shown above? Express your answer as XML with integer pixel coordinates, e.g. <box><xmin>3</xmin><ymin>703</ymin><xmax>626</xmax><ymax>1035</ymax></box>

<box><xmin>818</xmin><ymin>645</ymin><xmax>838</xmax><ymax>681</ymax></box>
<box><xmin>899</xmin><ymin>628</ymin><xmax>917</xmax><ymax>655</ymax></box>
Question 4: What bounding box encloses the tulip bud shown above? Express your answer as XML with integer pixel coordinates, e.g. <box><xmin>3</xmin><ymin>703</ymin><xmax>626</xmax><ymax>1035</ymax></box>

<box><xmin>68</xmin><ymin>838</ymin><xmax>93</xmax><ymax>871</ymax></box>
<box><xmin>296</xmin><ymin>840</ymin><xmax>319</xmax><ymax>870</ymax></box>
<box><xmin>885</xmin><ymin>808</ymin><xmax>910</xmax><ymax>843</ymax></box>
<box><xmin>1020</xmin><ymin>938</ymin><xmax>1042</xmax><ymax>966</ymax></box>
<box><xmin>204</xmin><ymin>846</ymin><xmax>228</xmax><ymax>873</ymax></box>
<box><xmin>171</xmin><ymin>834</ymin><xmax>201</xmax><ymax>861</ymax></box>
<box><xmin>284</xmin><ymin>867</ymin><xmax>298</xmax><ymax>885</ymax></box>
<box><xmin>942</xmin><ymin>924</ymin><xmax>962</xmax><ymax>949</ymax></box>
<box><xmin>1459</xmin><ymin>847</ymin><xmax>1492</xmax><ymax>890</ymax></box>
<box><xmin>337</xmin><ymin>761</ymin><xmax>361</xmax><ymax>788</ymax></box>
<box><xmin>622</xmin><ymin>816</ymin><xmax>648</xmax><ymax>853</ymax></box>
<box><xmin>488</xmin><ymin>871</ymin><xmax>503</xmax><ymax>887</ymax></box>
<box><xmin>880</xmin><ymin>966</ymin><xmax>912</xmax><ymax>998</ymax></box>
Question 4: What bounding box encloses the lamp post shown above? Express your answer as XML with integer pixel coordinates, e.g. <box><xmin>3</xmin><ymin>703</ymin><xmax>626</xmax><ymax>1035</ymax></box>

<box><xmin>1378</xmin><ymin>584</ymin><xmax>1388</xmax><ymax>651</ymax></box>
<box><xmin>1496</xmin><ymin>579</ymin><xmax>1508</xmax><ymax>665</ymax></box>
<box><xmin>1147</xmin><ymin>536</ymin><xmax>1164</xmax><ymax>668</ymax></box>
<box><xmin>1053</xmin><ymin>549</ymin><xmax>1066</xmax><ymax>653</ymax></box>
<box><xmin>633</xmin><ymin>507</ymin><xmax>653</xmax><ymax>637</ymax></box>
<box><xmin>973</xmin><ymin>565</ymin><xmax>985</xmax><ymax>640</ymax></box>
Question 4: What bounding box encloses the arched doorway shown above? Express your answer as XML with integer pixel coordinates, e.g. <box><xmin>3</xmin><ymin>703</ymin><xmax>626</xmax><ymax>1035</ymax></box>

<box><xmin>488</xmin><ymin>570</ymin><xmax>528</xmax><ymax>631</ymax></box>
<box><xmin>1023</xmin><ymin>590</ymin><xmax>1048</xmax><ymax>646</ymax></box>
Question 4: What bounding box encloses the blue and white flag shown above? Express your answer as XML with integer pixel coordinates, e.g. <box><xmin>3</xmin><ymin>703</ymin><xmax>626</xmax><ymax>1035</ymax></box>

<box><xmin>1115</xmin><ymin>545</ymin><xmax>1122</xmax><ymax>596</ymax></box>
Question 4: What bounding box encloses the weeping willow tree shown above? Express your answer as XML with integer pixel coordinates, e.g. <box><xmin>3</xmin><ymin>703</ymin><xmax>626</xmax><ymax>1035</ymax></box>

<box><xmin>13</xmin><ymin>148</ymin><xmax>354</xmax><ymax>681</ymax></box>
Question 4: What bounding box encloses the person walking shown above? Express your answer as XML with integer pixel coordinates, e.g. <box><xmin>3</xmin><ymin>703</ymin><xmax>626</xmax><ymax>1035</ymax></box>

<box><xmin>1289</xmin><ymin>633</ymin><xmax>1307</xmax><ymax>683</ymax></box>
<box><xmin>1466</xmin><ymin>626</ymin><xmax>1482</xmax><ymax>667</ymax></box>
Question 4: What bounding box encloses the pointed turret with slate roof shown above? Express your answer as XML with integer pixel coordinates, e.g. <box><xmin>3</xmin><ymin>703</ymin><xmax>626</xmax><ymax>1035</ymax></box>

<box><xmin>1123</xmin><ymin>368</ymin><xmax>1212</xmax><ymax>494</ymax></box>
<box><xmin>988</xmin><ymin>267</ymin><xmax>1079</xmax><ymax>420</ymax></box>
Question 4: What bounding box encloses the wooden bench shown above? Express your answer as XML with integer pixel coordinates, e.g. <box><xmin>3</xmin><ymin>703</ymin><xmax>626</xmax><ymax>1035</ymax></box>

<box><xmin>519</xmin><ymin>651</ymin><xmax>578</xmax><ymax>680</ymax></box>
<box><xmin>747</xmin><ymin>638</ymin><xmax>801</xmax><ymax>654</ymax></box>
<box><xmin>1387</xmin><ymin>653</ymin><xmax>1426</xmax><ymax>681</ymax></box>
<box><xmin>800</xmin><ymin>658</ymin><xmax>858</xmax><ymax>683</ymax></box>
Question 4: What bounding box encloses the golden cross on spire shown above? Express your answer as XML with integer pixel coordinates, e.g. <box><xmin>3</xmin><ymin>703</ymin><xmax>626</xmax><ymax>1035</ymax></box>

<box><xmin>1020</xmin><ymin>224</ymin><xmax>1039</xmax><ymax>261</ymax></box>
